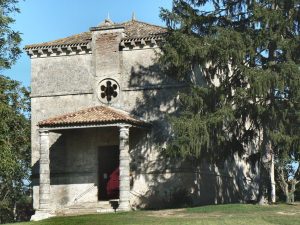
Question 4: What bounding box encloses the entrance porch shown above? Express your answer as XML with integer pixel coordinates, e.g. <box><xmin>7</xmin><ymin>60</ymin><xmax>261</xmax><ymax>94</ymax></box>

<box><xmin>31</xmin><ymin>106</ymin><xmax>149</xmax><ymax>221</ymax></box>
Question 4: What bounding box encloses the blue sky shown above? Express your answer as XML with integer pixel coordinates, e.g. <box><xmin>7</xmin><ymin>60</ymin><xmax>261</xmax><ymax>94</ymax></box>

<box><xmin>4</xmin><ymin>0</ymin><xmax>172</xmax><ymax>87</ymax></box>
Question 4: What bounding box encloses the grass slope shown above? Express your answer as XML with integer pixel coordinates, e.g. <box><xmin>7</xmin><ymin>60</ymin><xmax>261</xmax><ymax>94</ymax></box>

<box><xmin>11</xmin><ymin>203</ymin><xmax>300</xmax><ymax>225</ymax></box>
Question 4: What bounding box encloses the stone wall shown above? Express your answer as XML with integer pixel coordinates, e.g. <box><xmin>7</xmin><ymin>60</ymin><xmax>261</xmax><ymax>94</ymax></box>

<box><xmin>31</xmin><ymin>54</ymin><xmax>93</xmax><ymax>97</ymax></box>
<box><xmin>31</xmin><ymin>60</ymin><xmax>97</xmax><ymax>209</ymax></box>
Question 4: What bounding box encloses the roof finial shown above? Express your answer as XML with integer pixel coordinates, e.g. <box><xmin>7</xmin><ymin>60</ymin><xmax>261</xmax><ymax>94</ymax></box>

<box><xmin>98</xmin><ymin>13</ymin><xmax>114</xmax><ymax>27</ymax></box>
<box><xmin>132</xmin><ymin>12</ymin><xmax>136</xmax><ymax>21</ymax></box>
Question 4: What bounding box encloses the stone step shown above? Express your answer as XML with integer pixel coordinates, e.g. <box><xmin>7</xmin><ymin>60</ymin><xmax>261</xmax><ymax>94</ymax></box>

<box><xmin>56</xmin><ymin>207</ymin><xmax>115</xmax><ymax>216</ymax></box>
<box><xmin>57</xmin><ymin>209</ymin><xmax>97</xmax><ymax>215</ymax></box>
<box><xmin>69</xmin><ymin>201</ymin><xmax>112</xmax><ymax>209</ymax></box>
<box><xmin>69</xmin><ymin>204</ymin><xmax>110</xmax><ymax>209</ymax></box>
<box><xmin>55</xmin><ymin>200</ymin><xmax>119</xmax><ymax>216</ymax></box>
<box><xmin>96</xmin><ymin>208</ymin><xmax>115</xmax><ymax>213</ymax></box>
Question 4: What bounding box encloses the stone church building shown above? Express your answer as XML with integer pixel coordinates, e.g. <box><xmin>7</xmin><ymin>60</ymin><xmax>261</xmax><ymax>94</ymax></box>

<box><xmin>25</xmin><ymin>17</ymin><xmax>258</xmax><ymax>220</ymax></box>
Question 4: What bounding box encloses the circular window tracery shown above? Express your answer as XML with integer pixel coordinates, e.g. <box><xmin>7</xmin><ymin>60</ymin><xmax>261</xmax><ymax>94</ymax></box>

<box><xmin>98</xmin><ymin>79</ymin><xmax>120</xmax><ymax>103</ymax></box>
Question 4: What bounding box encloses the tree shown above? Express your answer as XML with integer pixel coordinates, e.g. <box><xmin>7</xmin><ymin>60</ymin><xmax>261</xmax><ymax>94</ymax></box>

<box><xmin>277</xmin><ymin>162</ymin><xmax>300</xmax><ymax>204</ymax></box>
<box><xmin>160</xmin><ymin>0</ymin><xmax>300</xmax><ymax>204</ymax></box>
<box><xmin>0</xmin><ymin>76</ymin><xmax>30</xmax><ymax>223</ymax></box>
<box><xmin>0</xmin><ymin>0</ymin><xmax>22</xmax><ymax>69</ymax></box>
<box><xmin>0</xmin><ymin>0</ymin><xmax>31</xmax><ymax>223</ymax></box>
<box><xmin>275</xmin><ymin>126</ymin><xmax>300</xmax><ymax>203</ymax></box>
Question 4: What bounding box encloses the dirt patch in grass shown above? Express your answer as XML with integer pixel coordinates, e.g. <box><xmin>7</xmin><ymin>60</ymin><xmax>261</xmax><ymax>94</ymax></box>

<box><xmin>276</xmin><ymin>211</ymin><xmax>298</xmax><ymax>216</ymax></box>
<box><xmin>146</xmin><ymin>209</ymin><xmax>186</xmax><ymax>218</ymax></box>
<box><xmin>146</xmin><ymin>208</ymin><xmax>223</xmax><ymax>219</ymax></box>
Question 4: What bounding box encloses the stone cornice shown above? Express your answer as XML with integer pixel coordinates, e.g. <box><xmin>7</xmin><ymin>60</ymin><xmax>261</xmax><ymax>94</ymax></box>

<box><xmin>24</xmin><ymin>33</ymin><xmax>167</xmax><ymax>57</ymax></box>
<box><xmin>120</xmin><ymin>33</ymin><xmax>166</xmax><ymax>50</ymax></box>
<box><xmin>24</xmin><ymin>42</ymin><xmax>92</xmax><ymax>58</ymax></box>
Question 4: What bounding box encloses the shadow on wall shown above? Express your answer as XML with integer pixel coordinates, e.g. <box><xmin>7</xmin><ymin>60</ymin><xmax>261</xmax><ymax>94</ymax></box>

<box><xmin>126</xmin><ymin>62</ymin><xmax>258</xmax><ymax>209</ymax></box>
<box><xmin>32</xmin><ymin>129</ymin><xmax>101</xmax><ymax>186</ymax></box>
<box><xmin>130</xmin><ymin>142</ymin><xmax>244</xmax><ymax>209</ymax></box>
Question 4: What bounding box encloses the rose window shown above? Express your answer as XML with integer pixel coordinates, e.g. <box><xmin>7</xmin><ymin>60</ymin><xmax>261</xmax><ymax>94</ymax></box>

<box><xmin>98</xmin><ymin>79</ymin><xmax>119</xmax><ymax>103</ymax></box>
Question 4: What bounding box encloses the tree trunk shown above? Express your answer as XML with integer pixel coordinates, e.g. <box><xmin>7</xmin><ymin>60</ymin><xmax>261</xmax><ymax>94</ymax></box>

<box><xmin>285</xmin><ymin>194</ymin><xmax>290</xmax><ymax>204</ymax></box>
<box><xmin>258</xmin><ymin>164</ymin><xmax>267</xmax><ymax>205</ymax></box>
<box><xmin>270</xmin><ymin>153</ymin><xmax>276</xmax><ymax>203</ymax></box>
<box><xmin>277</xmin><ymin>166</ymin><xmax>290</xmax><ymax>204</ymax></box>
<box><xmin>258</xmin><ymin>138</ymin><xmax>273</xmax><ymax>205</ymax></box>
<box><xmin>289</xmin><ymin>180</ymin><xmax>299</xmax><ymax>204</ymax></box>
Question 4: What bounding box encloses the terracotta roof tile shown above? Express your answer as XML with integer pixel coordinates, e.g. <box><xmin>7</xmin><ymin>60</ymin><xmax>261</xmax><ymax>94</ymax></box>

<box><xmin>38</xmin><ymin>106</ymin><xmax>148</xmax><ymax>127</ymax></box>
<box><xmin>25</xmin><ymin>32</ymin><xmax>91</xmax><ymax>49</ymax></box>
<box><xmin>25</xmin><ymin>20</ymin><xmax>167</xmax><ymax>49</ymax></box>
<box><xmin>121</xmin><ymin>20</ymin><xmax>167</xmax><ymax>38</ymax></box>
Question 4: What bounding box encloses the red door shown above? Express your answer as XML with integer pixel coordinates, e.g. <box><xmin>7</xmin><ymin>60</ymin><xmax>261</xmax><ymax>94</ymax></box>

<box><xmin>106</xmin><ymin>167</ymin><xmax>119</xmax><ymax>199</ymax></box>
<box><xmin>98</xmin><ymin>146</ymin><xmax>119</xmax><ymax>200</ymax></box>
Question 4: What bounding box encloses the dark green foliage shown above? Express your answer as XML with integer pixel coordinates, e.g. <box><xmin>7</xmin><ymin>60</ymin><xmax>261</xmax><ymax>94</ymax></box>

<box><xmin>0</xmin><ymin>75</ymin><xmax>30</xmax><ymax>224</ymax></box>
<box><xmin>0</xmin><ymin>0</ymin><xmax>22</xmax><ymax>69</ymax></box>
<box><xmin>160</xmin><ymin>0</ymin><xmax>300</xmax><ymax>201</ymax></box>
<box><xmin>0</xmin><ymin>0</ymin><xmax>31</xmax><ymax>223</ymax></box>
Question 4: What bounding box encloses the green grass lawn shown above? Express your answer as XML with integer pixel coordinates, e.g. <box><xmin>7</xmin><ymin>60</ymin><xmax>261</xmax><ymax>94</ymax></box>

<box><xmin>10</xmin><ymin>203</ymin><xmax>300</xmax><ymax>225</ymax></box>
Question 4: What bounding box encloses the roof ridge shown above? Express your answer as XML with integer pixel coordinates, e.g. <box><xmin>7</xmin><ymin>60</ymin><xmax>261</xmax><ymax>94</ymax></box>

<box><xmin>120</xmin><ymin>19</ymin><xmax>166</xmax><ymax>29</ymax></box>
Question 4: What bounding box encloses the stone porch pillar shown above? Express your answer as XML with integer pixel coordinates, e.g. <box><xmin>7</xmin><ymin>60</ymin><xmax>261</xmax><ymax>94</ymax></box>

<box><xmin>118</xmin><ymin>125</ymin><xmax>131</xmax><ymax>211</ymax></box>
<box><xmin>39</xmin><ymin>129</ymin><xmax>51</xmax><ymax>210</ymax></box>
<box><xmin>31</xmin><ymin>129</ymin><xmax>53</xmax><ymax>221</ymax></box>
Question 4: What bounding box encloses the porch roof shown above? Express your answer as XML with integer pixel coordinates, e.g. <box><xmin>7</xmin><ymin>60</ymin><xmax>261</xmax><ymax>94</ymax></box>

<box><xmin>38</xmin><ymin>106</ymin><xmax>149</xmax><ymax>129</ymax></box>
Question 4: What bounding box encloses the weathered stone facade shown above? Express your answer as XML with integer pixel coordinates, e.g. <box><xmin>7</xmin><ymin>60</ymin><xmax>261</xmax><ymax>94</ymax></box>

<box><xmin>26</xmin><ymin>18</ymin><xmax>258</xmax><ymax>221</ymax></box>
